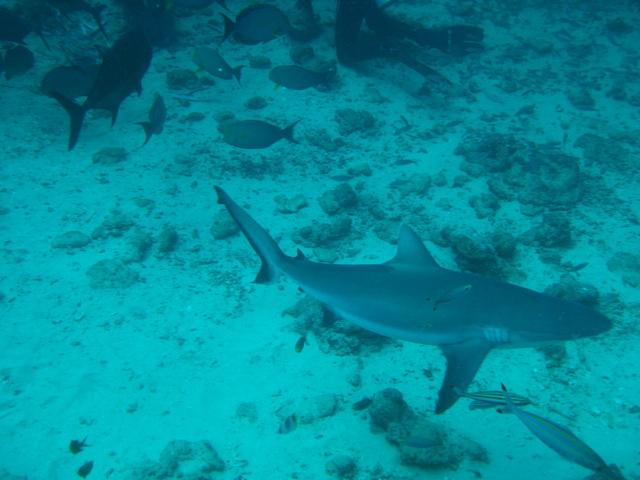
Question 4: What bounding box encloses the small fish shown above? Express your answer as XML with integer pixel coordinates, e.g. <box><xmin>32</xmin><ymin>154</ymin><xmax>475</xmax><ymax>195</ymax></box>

<box><xmin>69</xmin><ymin>436</ymin><xmax>89</xmax><ymax>454</ymax></box>
<box><xmin>352</xmin><ymin>397</ymin><xmax>372</xmax><ymax>411</ymax></box>
<box><xmin>221</xmin><ymin>4</ymin><xmax>289</xmax><ymax>44</ymax></box>
<box><xmin>268</xmin><ymin>65</ymin><xmax>334</xmax><ymax>90</ymax></box>
<box><xmin>77</xmin><ymin>460</ymin><xmax>93</xmax><ymax>478</ymax></box>
<box><xmin>3</xmin><ymin>45</ymin><xmax>35</xmax><ymax>80</ymax></box>
<box><xmin>459</xmin><ymin>387</ymin><xmax>531</xmax><ymax>410</ymax></box>
<box><xmin>500</xmin><ymin>384</ymin><xmax>614</xmax><ymax>476</ymax></box>
<box><xmin>277</xmin><ymin>413</ymin><xmax>297</xmax><ymax>434</ymax></box>
<box><xmin>219</xmin><ymin>119</ymin><xmax>299</xmax><ymax>149</ymax></box>
<box><xmin>563</xmin><ymin>261</ymin><xmax>589</xmax><ymax>273</ymax></box>
<box><xmin>137</xmin><ymin>94</ymin><xmax>166</xmax><ymax>145</ymax></box>
<box><xmin>41</xmin><ymin>64</ymin><xmax>99</xmax><ymax>99</ymax></box>
<box><xmin>427</xmin><ymin>284</ymin><xmax>472</xmax><ymax>311</ymax></box>
<box><xmin>193</xmin><ymin>47</ymin><xmax>242</xmax><ymax>82</ymax></box>
<box><xmin>294</xmin><ymin>335</ymin><xmax>306</xmax><ymax>353</ymax></box>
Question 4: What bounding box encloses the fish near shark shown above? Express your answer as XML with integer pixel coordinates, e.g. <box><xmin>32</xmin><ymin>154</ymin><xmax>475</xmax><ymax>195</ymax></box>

<box><xmin>137</xmin><ymin>93</ymin><xmax>166</xmax><ymax>145</ymax></box>
<box><xmin>50</xmin><ymin>29</ymin><xmax>152</xmax><ymax>150</ymax></box>
<box><xmin>214</xmin><ymin>187</ymin><xmax>612</xmax><ymax>413</ymax></box>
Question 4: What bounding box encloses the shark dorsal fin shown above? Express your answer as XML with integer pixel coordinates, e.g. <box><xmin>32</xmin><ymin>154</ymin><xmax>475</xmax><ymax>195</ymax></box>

<box><xmin>387</xmin><ymin>224</ymin><xmax>440</xmax><ymax>268</ymax></box>
<box><xmin>295</xmin><ymin>249</ymin><xmax>307</xmax><ymax>260</ymax></box>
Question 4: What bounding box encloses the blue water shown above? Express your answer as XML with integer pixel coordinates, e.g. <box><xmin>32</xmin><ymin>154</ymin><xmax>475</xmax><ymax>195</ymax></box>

<box><xmin>1</xmin><ymin>1</ymin><xmax>639</xmax><ymax>479</ymax></box>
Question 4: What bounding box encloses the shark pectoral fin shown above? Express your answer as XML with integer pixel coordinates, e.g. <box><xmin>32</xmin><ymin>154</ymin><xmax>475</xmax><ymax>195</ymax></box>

<box><xmin>435</xmin><ymin>340</ymin><xmax>492</xmax><ymax>414</ymax></box>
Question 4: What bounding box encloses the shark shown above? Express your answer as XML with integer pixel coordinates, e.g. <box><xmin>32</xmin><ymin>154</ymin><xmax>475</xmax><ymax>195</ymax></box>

<box><xmin>214</xmin><ymin>186</ymin><xmax>612</xmax><ymax>413</ymax></box>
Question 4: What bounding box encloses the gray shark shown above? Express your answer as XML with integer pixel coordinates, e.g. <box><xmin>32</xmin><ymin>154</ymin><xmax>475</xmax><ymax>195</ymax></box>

<box><xmin>215</xmin><ymin>187</ymin><xmax>612</xmax><ymax>413</ymax></box>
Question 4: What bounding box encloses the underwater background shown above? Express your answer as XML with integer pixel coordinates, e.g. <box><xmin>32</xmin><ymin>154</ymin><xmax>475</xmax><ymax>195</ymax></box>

<box><xmin>1</xmin><ymin>0</ymin><xmax>639</xmax><ymax>479</ymax></box>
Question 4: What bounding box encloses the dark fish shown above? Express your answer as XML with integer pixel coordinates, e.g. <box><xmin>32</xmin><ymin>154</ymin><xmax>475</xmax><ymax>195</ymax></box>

<box><xmin>0</xmin><ymin>7</ymin><xmax>31</xmax><ymax>43</ymax></box>
<box><xmin>294</xmin><ymin>335</ymin><xmax>306</xmax><ymax>353</ymax></box>
<box><xmin>69</xmin><ymin>436</ymin><xmax>89</xmax><ymax>454</ymax></box>
<box><xmin>49</xmin><ymin>29</ymin><xmax>153</xmax><ymax>150</ymax></box>
<box><xmin>192</xmin><ymin>47</ymin><xmax>242</xmax><ymax>82</ymax></box>
<box><xmin>277</xmin><ymin>413</ymin><xmax>297</xmax><ymax>434</ymax></box>
<box><xmin>137</xmin><ymin>94</ymin><xmax>166</xmax><ymax>145</ymax></box>
<box><xmin>77</xmin><ymin>460</ymin><xmax>93</xmax><ymax>478</ymax></box>
<box><xmin>41</xmin><ymin>65</ymin><xmax>99</xmax><ymax>98</ymax></box>
<box><xmin>500</xmin><ymin>384</ymin><xmax>615</xmax><ymax>476</ymax></box>
<box><xmin>352</xmin><ymin>397</ymin><xmax>372</xmax><ymax>411</ymax></box>
<box><xmin>219</xmin><ymin>119</ymin><xmax>298</xmax><ymax>149</ymax></box>
<box><xmin>268</xmin><ymin>65</ymin><xmax>334</xmax><ymax>90</ymax></box>
<box><xmin>221</xmin><ymin>4</ymin><xmax>289</xmax><ymax>44</ymax></box>
<box><xmin>563</xmin><ymin>261</ymin><xmax>589</xmax><ymax>273</ymax></box>
<box><xmin>3</xmin><ymin>45</ymin><xmax>35</xmax><ymax>80</ymax></box>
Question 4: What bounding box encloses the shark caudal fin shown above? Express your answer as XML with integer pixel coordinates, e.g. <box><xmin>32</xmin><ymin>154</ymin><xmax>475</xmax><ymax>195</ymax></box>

<box><xmin>435</xmin><ymin>340</ymin><xmax>492</xmax><ymax>414</ymax></box>
<box><xmin>215</xmin><ymin>186</ymin><xmax>285</xmax><ymax>283</ymax></box>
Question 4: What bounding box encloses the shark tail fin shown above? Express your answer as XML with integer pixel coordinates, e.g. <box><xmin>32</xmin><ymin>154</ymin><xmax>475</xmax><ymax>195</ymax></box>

<box><xmin>215</xmin><ymin>186</ymin><xmax>285</xmax><ymax>283</ymax></box>
<box><xmin>49</xmin><ymin>91</ymin><xmax>85</xmax><ymax>151</ymax></box>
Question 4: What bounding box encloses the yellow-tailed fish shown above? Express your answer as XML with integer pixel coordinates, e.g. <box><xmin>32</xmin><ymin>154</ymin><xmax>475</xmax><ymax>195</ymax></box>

<box><xmin>500</xmin><ymin>384</ymin><xmax>616</xmax><ymax>476</ymax></box>
<box><xmin>294</xmin><ymin>335</ymin><xmax>306</xmax><ymax>353</ymax></box>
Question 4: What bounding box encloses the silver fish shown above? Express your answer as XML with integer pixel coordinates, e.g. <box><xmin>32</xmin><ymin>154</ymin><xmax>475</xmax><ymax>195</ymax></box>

<box><xmin>459</xmin><ymin>387</ymin><xmax>532</xmax><ymax>410</ymax></box>
<box><xmin>501</xmin><ymin>385</ymin><xmax>617</xmax><ymax>476</ymax></box>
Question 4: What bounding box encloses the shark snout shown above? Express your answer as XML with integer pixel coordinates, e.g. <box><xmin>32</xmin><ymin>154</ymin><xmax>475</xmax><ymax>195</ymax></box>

<box><xmin>566</xmin><ymin>305</ymin><xmax>612</xmax><ymax>339</ymax></box>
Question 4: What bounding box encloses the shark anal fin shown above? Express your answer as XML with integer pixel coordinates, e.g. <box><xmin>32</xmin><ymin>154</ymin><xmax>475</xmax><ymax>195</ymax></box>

<box><xmin>435</xmin><ymin>340</ymin><xmax>492</xmax><ymax>414</ymax></box>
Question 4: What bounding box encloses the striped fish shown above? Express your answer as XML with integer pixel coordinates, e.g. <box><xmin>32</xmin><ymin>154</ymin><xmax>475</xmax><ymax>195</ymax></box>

<box><xmin>457</xmin><ymin>388</ymin><xmax>532</xmax><ymax>410</ymax></box>
<box><xmin>500</xmin><ymin>384</ymin><xmax>616</xmax><ymax>476</ymax></box>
